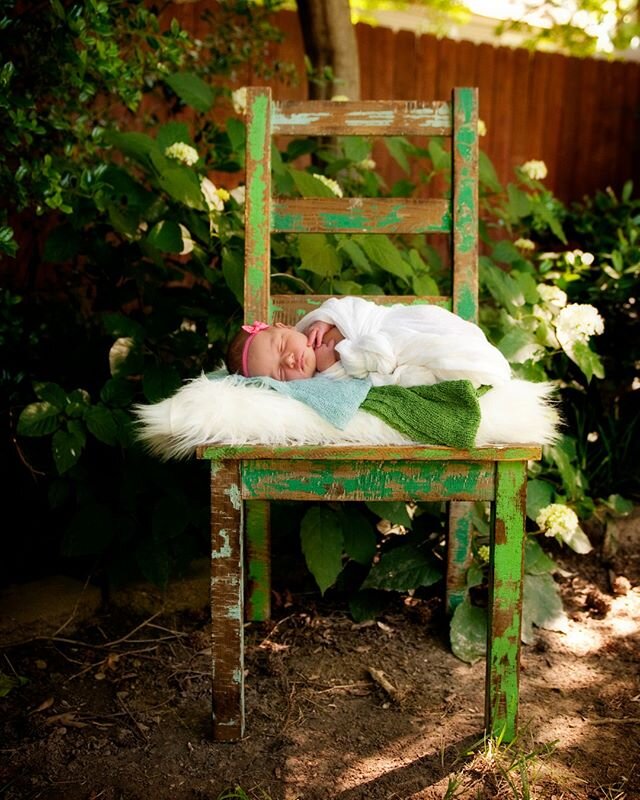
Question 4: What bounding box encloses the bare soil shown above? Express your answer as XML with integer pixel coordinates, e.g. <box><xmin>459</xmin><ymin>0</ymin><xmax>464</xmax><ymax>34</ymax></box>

<box><xmin>1</xmin><ymin>514</ymin><xmax>639</xmax><ymax>800</ymax></box>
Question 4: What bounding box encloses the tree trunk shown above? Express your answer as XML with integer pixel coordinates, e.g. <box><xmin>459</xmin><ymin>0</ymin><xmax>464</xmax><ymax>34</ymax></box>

<box><xmin>297</xmin><ymin>0</ymin><xmax>361</xmax><ymax>101</ymax></box>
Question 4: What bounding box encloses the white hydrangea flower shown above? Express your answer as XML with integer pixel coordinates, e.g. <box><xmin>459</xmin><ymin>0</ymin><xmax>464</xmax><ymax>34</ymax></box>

<box><xmin>536</xmin><ymin>503</ymin><xmax>592</xmax><ymax>553</ymax></box>
<box><xmin>357</xmin><ymin>158</ymin><xmax>376</xmax><ymax>171</ymax></box>
<box><xmin>201</xmin><ymin>177</ymin><xmax>224</xmax><ymax>212</ymax></box>
<box><xmin>232</xmin><ymin>87</ymin><xmax>247</xmax><ymax>115</ymax></box>
<box><xmin>538</xmin><ymin>284</ymin><xmax>568</xmax><ymax>312</ymax></box>
<box><xmin>537</xmin><ymin>503</ymin><xmax>579</xmax><ymax>539</ymax></box>
<box><xmin>556</xmin><ymin>303</ymin><xmax>604</xmax><ymax>352</ymax></box>
<box><xmin>331</xmin><ymin>95</ymin><xmax>349</xmax><ymax>102</ymax></box>
<box><xmin>521</xmin><ymin>160</ymin><xmax>548</xmax><ymax>181</ymax></box>
<box><xmin>312</xmin><ymin>173</ymin><xmax>343</xmax><ymax>198</ymax></box>
<box><xmin>477</xmin><ymin>119</ymin><xmax>487</xmax><ymax>137</ymax></box>
<box><xmin>514</xmin><ymin>238</ymin><xmax>535</xmax><ymax>251</ymax></box>
<box><xmin>165</xmin><ymin>142</ymin><xmax>199</xmax><ymax>166</ymax></box>
<box><xmin>565</xmin><ymin>249</ymin><xmax>594</xmax><ymax>267</ymax></box>
<box><xmin>230</xmin><ymin>185</ymin><xmax>246</xmax><ymax>205</ymax></box>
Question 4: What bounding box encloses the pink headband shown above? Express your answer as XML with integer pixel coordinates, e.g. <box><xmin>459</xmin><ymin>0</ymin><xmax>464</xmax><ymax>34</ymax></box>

<box><xmin>241</xmin><ymin>321</ymin><xmax>269</xmax><ymax>377</ymax></box>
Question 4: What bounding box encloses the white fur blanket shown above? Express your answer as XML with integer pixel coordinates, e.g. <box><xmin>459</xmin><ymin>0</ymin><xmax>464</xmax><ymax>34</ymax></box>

<box><xmin>134</xmin><ymin>373</ymin><xmax>560</xmax><ymax>460</ymax></box>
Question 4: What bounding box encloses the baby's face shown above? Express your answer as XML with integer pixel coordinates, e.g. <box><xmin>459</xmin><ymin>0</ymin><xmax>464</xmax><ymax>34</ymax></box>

<box><xmin>246</xmin><ymin>323</ymin><xmax>316</xmax><ymax>381</ymax></box>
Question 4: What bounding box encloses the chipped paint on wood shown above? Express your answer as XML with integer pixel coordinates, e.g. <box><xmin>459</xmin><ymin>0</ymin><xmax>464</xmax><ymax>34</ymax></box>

<box><xmin>272</xmin><ymin>198</ymin><xmax>451</xmax><ymax>234</ymax></box>
<box><xmin>224</xmin><ymin>483</ymin><xmax>242</xmax><ymax>511</ymax></box>
<box><xmin>268</xmin><ymin>294</ymin><xmax>452</xmax><ymax>326</ymax></box>
<box><xmin>199</xmin><ymin>443</ymin><xmax>542</xmax><ymax>462</ymax></box>
<box><xmin>446</xmin><ymin>501</ymin><xmax>475</xmax><ymax>615</ymax></box>
<box><xmin>246</xmin><ymin>501</ymin><xmax>271</xmax><ymax>622</ymax></box>
<box><xmin>272</xmin><ymin>99</ymin><xmax>452</xmax><ymax>135</ymax></box>
<box><xmin>241</xmin><ymin>460</ymin><xmax>494</xmax><ymax>501</ymax></box>
<box><xmin>452</xmin><ymin>87</ymin><xmax>479</xmax><ymax>323</ymax></box>
<box><xmin>211</xmin><ymin>462</ymin><xmax>245</xmax><ymax>741</ymax></box>
<box><xmin>485</xmin><ymin>460</ymin><xmax>527</xmax><ymax>742</ymax></box>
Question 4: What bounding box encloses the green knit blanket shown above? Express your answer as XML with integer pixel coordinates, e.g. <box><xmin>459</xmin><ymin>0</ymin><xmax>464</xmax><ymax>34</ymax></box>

<box><xmin>361</xmin><ymin>380</ymin><xmax>480</xmax><ymax>449</ymax></box>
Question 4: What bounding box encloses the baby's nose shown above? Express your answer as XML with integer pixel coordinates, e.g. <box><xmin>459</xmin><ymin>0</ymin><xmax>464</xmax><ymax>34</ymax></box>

<box><xmin>282</xmin><ymin>351</ymin><xmax>295</xmax><ymax>368</ymax></box>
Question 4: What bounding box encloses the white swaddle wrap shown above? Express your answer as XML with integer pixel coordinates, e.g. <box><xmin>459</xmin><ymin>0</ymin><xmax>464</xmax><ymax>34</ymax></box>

<box><xmin>295</xmin><ymin>296</ymin><xmax>512</xmax><ymax>388</ymax></box>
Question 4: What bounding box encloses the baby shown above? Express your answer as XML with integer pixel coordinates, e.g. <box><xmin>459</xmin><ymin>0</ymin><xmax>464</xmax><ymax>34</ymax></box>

<box><xmin>226</xmin><ymin>296</ymin><xmax>511</xmax><ymax>388</ymax></box>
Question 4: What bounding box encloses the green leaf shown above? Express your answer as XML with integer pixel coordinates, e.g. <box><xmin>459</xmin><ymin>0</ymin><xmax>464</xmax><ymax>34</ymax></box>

<box><xmin>354</xmin><ymin>235</ymin><xmax>412</xmax><ymax>283</ymax></box>
<box><xmin>361</xmin><ymin>543</ymin><xmax>441</xmax><ymax>591</ymax></box>
<box><xmin>102</xmin><ymin>313</ymin><xmax>145</xmax><ymax>339</ymax></box>
<box><xmin>341</xmin><ymin>135</ymin><xmax>370</xmax><ymax>162</ymax></box>
<box><xmin>524</xmin><ymin>537</ymin><xmax>557</xmax><ymax>575</ymax></box>
<box><xmin>300</xmin><ymin>507</ymin><xmax>344</xmax><ymax>594</ymax></box>
<box><xmin>603</xmin><ymin>494</ymin><xmax>633</xmax><ymax>516</ymax></box>
<box><xmin>548</xmin><ymin>436</ymin><xmax>582</xmax><ymax>500</ymax></box>
<box><xmin>411</xmin><ymin>273</ymin><xmax>439</xmax><ymax>296</ymax></box>
<box><xmin>512</xmin><ymin>271</ymin><xmax>539</xmax><ymax>304</ymax></box>
<box><xmin>336</xmin><ymin>238</ymin><xmax>370</xmax><ymax>271</ymax></box>
<box><xmin>385</xmin><ymin>137</ymin><xmax>411</xmax><ymax>173</ymax></box>
<box><xmin>33</xmin><ymin>382</ymin><xmax>66</xmax><ymax>408</ymax></box>
<box><xmin>222</xmin><ymin>248</ymin><xmax>245</xmax><ymax>304</ymax></box>
<box><xmin>226</xmin><ymin>118</ymin><xmax>246</xmax><ymax>154</ymax></box>
<box><xmin>497</xmin><ymin>327</ymin><xmax>536</xmax><ymax>362</ymax></box>
<box><xmin>0</xmin><ymin>671</ymin><xmax>27</xmax><ymax>697</ymax></box>
<box><xmin>480</xmin><ymin>257</ymin><xmax>525</xmax><ymax>312</ymax></box>
<box><xmin>466</xmin><ymin>562</ymin><xmax>485</xmax><ymax>588</ymax></box>
<box><xmin>52</xmin><ymin>425</ymin><xmax>85</xmax><ymax>474</ymax></box>
<box><xmin>427</xmin><ymin>138</ymin><xmax>450</xmax><ymax>171</ymax></box>
<box><xmin>17</xmin><ymin>402</ymin><xmax>60</xmax><ymax>437</ymax></box>
<box><xmin>156</xmin><ymin>122</ymin><xmax>191</xmax><ymax>151</ymax></box>
<box><xmin>479</xmin><ymin>151</ymin><xmax>502</xmax><ymax>192</ymax></box>
<box><xmin>341</xmin><ymin>507</ymin><xmax>377</xmax><ymax>565</ymax></box>
<box><xmin>147</xmin><ymin>220</ymin><xmax>184</xmax><ymax>253</ymax></box>
<box><xmin>85</xmin><ymin>406</ymin><xmax>119</xmax><ymax>446</ymax></box>
<box><xmin>522</xmin><ymin>573</ymin><xmax>568</xmax><ymax>644</ymax></box>
<box><xmin>298</xmin><ymin>233</ymin><xmax>341</xmax><ymax>278</ymax></box>
<box><xmin>43</xmin><ymin>224</ymin><xmax>81</xmax><ymax>262</ymax></box>
<box><xmin>569</xmin><ymin>341</ymin><xmax>605</xmax><ymax>382</ymax></box>
<box><xmin>526</xmin><ymin>479</ymin><xmax>555</xmax><ymax>522</ymax></box>
<box><xmin>506</xmin><ymin>183</ymin><xmax>533</xmax><ymax>218</ymax></box>
<box><xmin>142</xmin><ymin>363</ymin><xmax>181</xmax><ymax>403</ymax></box>
<box><xmin>289</xmin><ymin>169</ymin><xmax>337</xmax><ymax>198</ymax></box>
<box><xmin>365</xmin><ymin>501</ymin><xmax>413</xmax><ymax>529</ymax></box>
<box><xmin>450</xmin><ymin>598</ymin><xmax>486</xmax><ymax>663</ymax></box>
<box><xmin>100</xmin><ymin>378</ymin><xmax>135</xmax><ymax>407</ymax></box>
<box><xmin>66</xmin><ymin>389</ymin><xmax>92</xmax><ymax>418</ymax></box>
<box><xmin>493</xmin><ymin>240</ymin><xmax>522</xmax><ymax>264</ymax></box>
<box><xmin>164</xmin><ymin>72</ymin><xmax>214</xmax><ymax>112</ymax></box>
<box><xmin>349</xmin><ymin>590</ymin><xmax>389</xmax><ymax>622</ymax></box>
<box><xmin>105</xmin><ymin>131</ymin><xmax>159</xmax><ymax>163</ymax></box>
<box><xmin>156</xmin><ymin>165</ymin><xmax>204</xmax><ymax>210</ymax></box>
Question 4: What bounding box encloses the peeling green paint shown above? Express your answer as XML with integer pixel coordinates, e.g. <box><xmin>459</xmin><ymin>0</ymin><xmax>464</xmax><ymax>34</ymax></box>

<box><xmin>248</xmin><ymin>94</ymin><xmax>269</xmax><ymax>160</ymax></box>
<box><xmin>273</xmin><ymin>110</ymin><xmax>329</xmax><ymax>128</ymax></box>
<box><xmin>225</xmin><ymin>483</ymin><xmax>242</xmax><ymax>511</ymax></box>
<box><xmin>455</xmin><ymin>283</ymin><xmax>477</xmax><ymax>322</ymax></box>
<box><xmin>272</xmin><ymin>210</ymin><xmax>303</xmax><ymax>230</ymax></box>
<box><xmin>212</xmin><ymin>528</ymin><xmax>231</xmax><ymax>560</ymax></box>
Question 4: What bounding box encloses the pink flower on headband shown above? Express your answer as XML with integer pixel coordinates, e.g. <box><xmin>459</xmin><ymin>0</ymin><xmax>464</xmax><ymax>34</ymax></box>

<box><xmin>242</xmin><ymin>321</ymin><xmax>269</xmax><ymax>335</ymax></box>
<box><xmin>241</xmin><ymin>320</ymin><xmax>270</xmax><ymax>376</ymax></box>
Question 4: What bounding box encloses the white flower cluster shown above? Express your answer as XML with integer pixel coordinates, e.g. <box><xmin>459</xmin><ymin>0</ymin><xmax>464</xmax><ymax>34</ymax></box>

<box><xmin>555</xmin><ymin>303</ymin><xmax>604</xmax><ymax>352</ymax></box>
<box><xmin>232</xmin><ymin>87</ymin><xmax>247</xmax><ymax>115</ymax></box>
<box><xmin>536</xmin><ymin>503</ymin><xmax>579</xmax><ymax>539</ymax></box>
<box><xmin>537</xmin><ymin>284</ymin><xmax>567</xmax><ymax>312</ymax></box>
<box><xmin>165</xmin><ymin>142</ymin><xmax>199</xmax><ymax>166</ymax></box>
<box><xmin>565</xmin><ymin>249</ymin><xmax>594</xmax><ymax>266</ymax></box>
<box><xmin>477</xmin><ymin>119</ymin><xmax>487</xmax><ymax>137</ymax></box>
<box><xmin>514</xmin><ymin>237</ymin><xmax>535</xmax><ymax>251</ymax></box>
<box><xmin>521</xmin><ymin>160</ymin><xmax>548</xmax><ymax>181</ymax></box>
<box><xmin>312</xmin><ymin>173</ymin><xmax>343</xmax><ymax>198</ymax></box>
<box><xmin>357</xmin><ymin>158</ymin><xmax>376</xmax><ymax>171</ymax></box>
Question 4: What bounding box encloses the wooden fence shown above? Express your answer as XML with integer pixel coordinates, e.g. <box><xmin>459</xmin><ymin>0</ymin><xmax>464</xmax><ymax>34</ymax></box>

<box><xmin>166</xmin><ymin>4</ymin><xmax>640</xmax><ymax>204</ymax></box>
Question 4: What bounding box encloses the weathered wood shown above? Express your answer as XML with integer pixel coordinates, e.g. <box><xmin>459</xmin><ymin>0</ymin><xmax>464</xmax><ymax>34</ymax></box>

<box><xmin>485</xmin><ymin>460</ymin><xmax>526</xmax><ymax>742</ymax></box>
<box><xmin>446</xmin><ymin>501</ymin><xmax>476</xmax><ymax>615</ymax></box>
<box><xmin>270</xmin><ymin>294</ymin><xmax>452</xmax><ymax>325</ymax></box>
<box><xmin>244</xmin><ymin>87</ymin><xmax>272</xmax><ymax>324</ymax></box>
<box><xmin>272</xmin><ymin>197</ymin><xmax>451</xmax><ymax>233</ymax></box>
<box><xmin>210</xmin><ymin>461</ymin><xmax>245</xmax><ymax>741</ymax></box>
<box><xmin>452</xmin><ymin>87</ymin><xmax>479</xmax><ymax>323</ymax></box>
<box><xmin>245</xmin><ymin>500</ymin><xmax>271</xmax><ymax>622</ymax></box>
<box><xmin>272</xmin><ymin>99</ymin><xmax>452</xmax><ymax>135</ymax></box>
<box><xmin>198</xmin><ymin>443</ymin><xmax>542</xmax><ymax>462</ymax></box>
<box><xmin>240</xmin><ymin>460</ymin><xmax>495</xmax><ymax>502</ymax></box>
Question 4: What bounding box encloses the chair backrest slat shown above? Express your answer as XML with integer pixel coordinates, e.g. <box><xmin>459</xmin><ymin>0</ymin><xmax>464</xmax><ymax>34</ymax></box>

<box><xmin>243</xmin><ymin>86</ymin><xmax>478</xmax><ymax>327</ymax></box>
<box><xmin>272</xmin><ymin>99</ymin><xmax>452</xmax><ymax>136</ymax></box>
<box><xmin>272</xmin><ymin>198</ymin><xmax>451</xmax><ymax>234</ymax></box>
<box><xmin>271</xmin><ymin>294</ymin><xmax>452</xmax><ymax>326</ymax></box>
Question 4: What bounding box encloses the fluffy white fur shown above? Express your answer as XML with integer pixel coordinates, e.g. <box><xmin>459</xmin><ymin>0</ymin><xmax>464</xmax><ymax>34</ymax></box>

<box><xmin>134</xmin><ymin>373</ymin><xmax>561</xmax><ymax>461</ymax></box>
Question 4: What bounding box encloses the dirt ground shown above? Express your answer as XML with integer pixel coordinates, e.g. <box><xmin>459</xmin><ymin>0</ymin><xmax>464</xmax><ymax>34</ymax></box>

<box><xmin>1</xmin><ymin>512</ymin><xmax>639</xmax><ymax>800</ymax></box>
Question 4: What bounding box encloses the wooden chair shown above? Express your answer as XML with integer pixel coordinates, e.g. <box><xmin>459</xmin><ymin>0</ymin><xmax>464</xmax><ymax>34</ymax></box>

<box><xmin>198</xmin><ymin>87</ymin><xmax>539</xmax><ymax>742</ymax></box>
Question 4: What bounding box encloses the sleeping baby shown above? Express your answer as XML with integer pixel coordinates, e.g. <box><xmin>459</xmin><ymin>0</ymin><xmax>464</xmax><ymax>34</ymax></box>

<box><xmin>226</xmin><ymin>296</ymin><xmax>511</xmax><ymax>388</ymax></box>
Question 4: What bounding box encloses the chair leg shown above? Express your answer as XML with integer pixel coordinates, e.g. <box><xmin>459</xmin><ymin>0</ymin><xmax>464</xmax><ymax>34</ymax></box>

<box><xmin>485</xmin><ymin>460</ymin><xmax>526</xmax><ymax>743</ymax></box>
<box><xmin>211</xmin><ymin>461</ymin><xmax>245</xmax><ymax>741</ymax></box>
<box><xmin>446</xmin><ymin>501</ymin><xmax>475</xmax><ymax>615</ymax></box>
<box><xmin>246</xmin><ymin>500</ymin><xmax>271</xmax><ymax>622</ymax></box>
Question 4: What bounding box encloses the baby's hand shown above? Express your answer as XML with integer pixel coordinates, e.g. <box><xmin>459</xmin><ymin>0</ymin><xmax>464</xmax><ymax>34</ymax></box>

<box><xmin>315</xmin><ymin>339</ymin><xmax>339</xmax><ymax>372</ymax></box>
<box><xmin>306</xmin><ymin>321</ymin><xmax>332</xmax><ymax>349</ymax></box>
